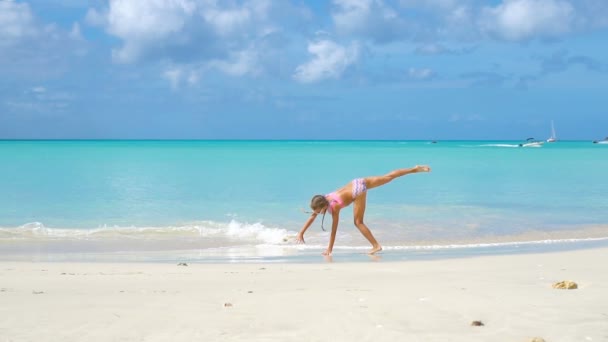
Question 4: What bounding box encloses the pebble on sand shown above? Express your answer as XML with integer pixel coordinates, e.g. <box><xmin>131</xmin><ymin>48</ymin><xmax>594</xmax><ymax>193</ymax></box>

<box><xmin>224</xmin><ymin>303</ymin><xmax>233</xmax><ymax>308</ymax></box>
<box><xmin>552</xmin><ymin>281</ymin><xmax>577</xmax><ymax>289</ymax></box>
<box><xmin>470</xmin><ymin>320</ymin><xmax>484</xmax><ymax>326</ymax></box>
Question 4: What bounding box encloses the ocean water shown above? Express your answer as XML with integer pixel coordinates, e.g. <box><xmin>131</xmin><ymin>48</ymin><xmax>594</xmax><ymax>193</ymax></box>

<box><xmin>1</xmin><ymin>140</ymin><xmax>607</xmax><ymax>262</ymax></box>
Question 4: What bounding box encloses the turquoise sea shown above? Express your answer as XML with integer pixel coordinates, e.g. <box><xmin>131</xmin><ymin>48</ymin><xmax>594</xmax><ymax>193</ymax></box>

<box><xmin>1</xmin><ymin>140</ymin><xmax>607</xmax><ymax>262</ymax></box>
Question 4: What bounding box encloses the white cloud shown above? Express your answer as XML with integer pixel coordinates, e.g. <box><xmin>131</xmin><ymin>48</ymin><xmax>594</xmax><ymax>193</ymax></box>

<box><xmin>332</xmin><ymin>0</ymin><xmax>407</xmax><ymax>43</ymax></box>
<box><xmin>4</xmin><ymin>86</ymin><xmax>74</xmax><ymax>115</ymax></box>
<box><xmin>203</xmin><ymin>6</ymin><xmax>252</xmax><ymax>37</ymax></box>
<box><xmin>100</xmin><ymin>0</ymin><xmax>290</xmax><ymax>64</ymax></box>
<box><xmin>393</xmin><ymin>0</ymin><xmax>608</xmax><ymax>42</ymax></box>
<box><xmin>408</xmin><ymin>68</ymin><xmax>435</xmax><ymax>80</ymax></box>
<box><xmin>69</xmin><ymin>23</ymin><xmax>83</xmax><ymax>40</ymax></box>
<box><xmin>163</xmin><ymin>67</ymin><xmax>184</xmax><ymax>90</ymax></box>
<box><xmin>333</xmin><ymin>0</ymin><xmax>375</xmax><ymax>33</ymax></box>
<box><xmin>0</xmin><ymin>0</ymin><xmax>37</xmax><ymax>46</ymax></box>
<box><xmin>293</xmin><ymin>39</ymin><xmax>361</xmax><ymax>83</ymax></box>
<box><xmin>480</xmin><ymin>0</ymin><xmax>575</xmax><ymax>41</ymax></box>
<box><xmin>85</xmin><ymin>8</ymin><xmax>107</xmax><ymax>27</ymax></box>
<box><xmin>91</xmin><ymin>0</ymin><xmax>310</xmax><ymax>84</ymax></box>
<box><xmin>106</xmin><ymin>0</ymin><xmax>197</xmax><ymax>63</ymax></box>
<box><xmin>209</xmin><ymin>49</ymin><xmax>260</xmax><ymax>77</ymax></box>
<box><xmin>161</xmin><ymin>63</ymin><xmax>204</xmax><ymax>89</ymax></box>
<box><xmin>0</xmin><ymin>1</ymin><xmax>88</xmax><ymax>79</ymax></box>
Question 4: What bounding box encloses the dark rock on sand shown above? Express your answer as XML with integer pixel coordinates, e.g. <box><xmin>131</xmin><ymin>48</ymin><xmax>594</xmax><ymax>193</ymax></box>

<box><xmin>471</xmin><ymin>320</ymin><xmax>484</xmax><ymax>326</ymax></box>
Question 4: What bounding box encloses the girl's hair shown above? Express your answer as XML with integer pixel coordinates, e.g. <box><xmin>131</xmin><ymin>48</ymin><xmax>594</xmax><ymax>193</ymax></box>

<box><xmin>310</xmin><ymin>195</ymin><xmax>329</xmax><ymax>231</ymax></box>
<box><xmin>310</xmin><ymin>195</ymin><xmax>329</xmax><ymax>211</ymax></box>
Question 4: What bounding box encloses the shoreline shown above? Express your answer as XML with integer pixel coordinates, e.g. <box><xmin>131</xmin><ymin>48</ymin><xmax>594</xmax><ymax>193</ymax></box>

<box><xmin>2</xmin><ymin>235</ymin><xmax>608</xmax><ymax>264</ymax></box>
<box><xmin>2</xmin><ymin>247</ymin><xmax>607</xmax><ymax>341</ymax></box>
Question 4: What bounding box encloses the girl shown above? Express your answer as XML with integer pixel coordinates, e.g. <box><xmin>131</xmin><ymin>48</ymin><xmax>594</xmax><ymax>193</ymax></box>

<box><xmin>296</xmin><ymin>165</ymin><xmax>431</xmax><ymax>255</ymax></box>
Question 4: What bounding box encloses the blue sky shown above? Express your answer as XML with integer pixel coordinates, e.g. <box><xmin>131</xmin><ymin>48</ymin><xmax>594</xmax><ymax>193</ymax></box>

<box><xmin>1</xmin><ymin>0</ymin><xmax>607</xmax><ymax>140</ymax></box>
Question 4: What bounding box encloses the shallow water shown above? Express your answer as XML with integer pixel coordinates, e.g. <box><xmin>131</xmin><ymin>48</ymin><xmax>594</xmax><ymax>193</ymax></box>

<box><xmin>1</xmin><ymin>140</ymin><xmax>607</xmax><ymax>262</ymax></box>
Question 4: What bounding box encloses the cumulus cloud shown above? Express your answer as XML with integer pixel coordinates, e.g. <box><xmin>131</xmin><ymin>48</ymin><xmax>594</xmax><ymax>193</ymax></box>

<box><xmin>3</xmin><ymin>86</ymin><xmax>74</xmax><ymax>115</ymax></box>
<box><xmin>89</xmin><ymin>0</ymin><xmax>311</xmax><ymax>86</ymax></box>
<box><xmin>414</xmin><ymin>43</ymin><xmax>476</xmax><ymax>55</ymax></box>
<box><xmin>208</xmin><ymin>49</ymin><xmax>260</xmax><ymax>77</ymax></box>
<box><xmin>332</xmin><ymin>0</ymin><xmax>409</xmax><ymax>43</ymax></box>
<box><xmin>480</xmin><ymin>0</ymin><xmax>575</xmax><ymax>41</ymax></box>
<box><xmin>408</xmin><ymin>67</ymin><xmax>435</xmax><ymax>80</ymax></box>
<box><xmin>106</xmin><ymin>0</ymin><xmax>197</xmax><ymax>63</ymax></box>
<box><xmin>95</xmin><ymin>0</ymin><xmax>307</xmax><ymax>63</ymax></box>
<box><xmin>85</xmin><ymin>8</ymin><xmax>108</xmax><ymax>27</ymax></box>
<box><xmin>202</xmin><ymin>5</ymin><xmax>253</xmax><ymax>37</ymax></box>
<box><xmin>0</xmin><ymin>0</ymin><xmax>37</xmax><ymax>46</ymax></box>
<box><xmin>0</xmin><ymin>0</ymin><xmax>88</xmax><ymax>79</ymax></box>
<box><xmin>293</xmin><ymin>39</ymin><xmax>361</xmax><ymax>83</ymax></box>
<box><xmin>399</xmin><ymin>0</ymin><xmax>478</xmax><ymax>38</ymax></box>
<box><xmin>330</xmin><ymin>0</ymin><xmax>608</xmax><ymax>43</ymax></box>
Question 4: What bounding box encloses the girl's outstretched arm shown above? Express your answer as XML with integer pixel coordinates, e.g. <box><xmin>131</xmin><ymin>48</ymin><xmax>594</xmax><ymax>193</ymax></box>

<box><xmin>322</xmin><ymin>211</ymin><xmax>340</xmax><ymax>255</ymax></box>
<box><xmin>296</xmin><ymin>213</ymin><xmax>318</xmax><ymax>243</ymax></box>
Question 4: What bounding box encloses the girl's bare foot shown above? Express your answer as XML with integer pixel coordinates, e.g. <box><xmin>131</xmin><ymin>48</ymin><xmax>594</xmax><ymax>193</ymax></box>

<box><xmin>368</xmin><ymin>245</ymin><xmax>383</xmax><ymax>255</ymax></box>
<box><xmin>415</xmin><ymin>165</ymin><xmax>431</xmax><ymax>173</ymax></box>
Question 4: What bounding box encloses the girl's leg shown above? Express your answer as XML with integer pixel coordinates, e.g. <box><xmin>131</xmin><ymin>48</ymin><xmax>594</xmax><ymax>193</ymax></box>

<box><xmin>364</xmin><ymin>165</ymin><xmax>430</xmax><ymax>190</ymax></box>
<box><xmin>353</xmin><ymin>192</ymin><xmax>382</xmax><ymax>254</ymax></box>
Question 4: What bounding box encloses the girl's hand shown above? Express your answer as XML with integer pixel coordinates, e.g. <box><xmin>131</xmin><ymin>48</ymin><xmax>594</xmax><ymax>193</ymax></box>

<box><xmin>415</xmin><ymin>165</ymin><xmax>431</xmax><ymax>173</ymax></box>
<box><xmin>296</xmin><ymin>232</ymin><xmax>305</xmax><ymax>244</ymax></box>
<box><xmin>322</xmin><ymin>249</ymin><xmax>332</xmax><ymax>256</ymax></box>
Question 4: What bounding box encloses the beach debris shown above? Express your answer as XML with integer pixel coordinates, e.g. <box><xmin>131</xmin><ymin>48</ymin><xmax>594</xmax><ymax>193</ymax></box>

<box><xmin>529</xmin><ymin>338</ymin><xmax>546</xmax><ymax>342</ymax></box>
<box><xmin>247</xmin><ymin>291</ymin><xmax>253</xmax><ymax>293</ymax></box>
<box><xmin>470</xmin><ymin>320</ymin><xmax>484</xmax><ymax>326</ymax></box>
<box><xmin>552</xmin><ymin>281</ymin><xmax>578</xmax><ymax>289</ymax></box>
<box><xmin>32</xmin><ymin>291</ymin><xmax>45</xmax><ymax>295</ymax></box>
<box><xmin>177</xmin><ymin>262</ymin><xmax>188</xmax><ymax>267</ymax></box>
<box><xmin>223</xmin><ymin>302</ymin><xmax>233</xmax><ymax>308</ymax></box>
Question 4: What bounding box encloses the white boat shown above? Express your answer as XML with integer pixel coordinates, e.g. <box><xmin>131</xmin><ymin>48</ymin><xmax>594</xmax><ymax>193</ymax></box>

<box><xmin>593</xmin><ymin>137</ymin><xmax>608</xmax><ymax>144</ymax></box>
<box><xmin>519</xmin><ymin>138</ymin><xmax>544</xmax><ymax>147</ymax></box>
<box><xmin>546</xmin><ymin>121</ymin><xmax>557</xmax><ymax>142</ymax></box>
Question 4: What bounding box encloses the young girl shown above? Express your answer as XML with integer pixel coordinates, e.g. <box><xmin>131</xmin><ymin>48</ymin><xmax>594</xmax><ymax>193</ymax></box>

<box><xmin>296</xmin><ymin>165</ymin><xmax>431</xmax><ymax>255</ymax></box>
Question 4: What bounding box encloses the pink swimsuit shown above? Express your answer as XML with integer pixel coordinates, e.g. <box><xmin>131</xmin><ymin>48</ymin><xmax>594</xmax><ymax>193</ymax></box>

<box><xmin>325</xmin><ymin>192</ymin><xmax>344</xmax><ymax>214</ymax></box>
<box><xmin>325</xmin><ymin>178</ymin><xmax>367</xmax><ymax>213</ymax></box>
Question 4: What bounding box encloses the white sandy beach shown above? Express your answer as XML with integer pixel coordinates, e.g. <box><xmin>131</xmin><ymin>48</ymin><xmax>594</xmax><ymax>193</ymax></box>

<box><xmin>1</xmin><ymin>248</ymin><xmax>607</xmax><ymax>342</ymax></box>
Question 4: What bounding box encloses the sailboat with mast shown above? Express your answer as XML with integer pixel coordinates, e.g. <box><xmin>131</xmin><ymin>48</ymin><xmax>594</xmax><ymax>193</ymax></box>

<box><xmin>547</xmin><ymin>120</ymin><xmax>557</xmax><ymax>143</ymax></box>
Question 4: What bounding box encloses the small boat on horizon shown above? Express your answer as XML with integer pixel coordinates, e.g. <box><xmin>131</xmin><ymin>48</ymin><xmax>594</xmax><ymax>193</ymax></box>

<box><xmin>593</xmin><ymin>137</ymin><xmax>608</xmax><ymax>144</ymax></box>
<box><xmin>547</xmin><ymin>120</ymin><xmax>557</xmax><ymax>143</ymax></box>
<box><xmin>519</xmin><ymin>137</ymin><xmax>544</xmax><ymax>147</ymax></box>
